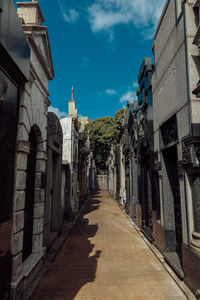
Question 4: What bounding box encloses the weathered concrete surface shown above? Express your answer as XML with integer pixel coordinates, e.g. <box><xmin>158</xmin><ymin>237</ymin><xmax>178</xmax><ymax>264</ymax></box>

<box><xmin>30</xmin><ymin>191</ymin><xmax>187</xmax><ymax>300</ymax></box>
<box><xmin>96</xmin><ymin>175</ymin><xmax>108</xmax><ymax>191</ymax></box>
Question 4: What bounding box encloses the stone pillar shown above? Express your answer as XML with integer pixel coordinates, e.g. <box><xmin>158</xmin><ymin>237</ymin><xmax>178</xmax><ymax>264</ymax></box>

<box><xmin>121</xmin><ymin>155</ymin><xmax>126</xmax><ymax>206</ymax></box>
<box><xmin>114</xmin><ymin>163</ymin><xmax>116</xmax><ymax>198</ymax></box>
<box><xmin>33</xmin><ymin>150</ymin><xmax>47</xmax><ymax>254</ymax></box>
<box><xmin>11</xmin><ymin>141</ymin><xmax>29</xmax><ymax>283</ymax></box>
<box><xmin>129</xmin><ymin>152</ymin><xmax>133</xmax><ymax>215</ymax></box>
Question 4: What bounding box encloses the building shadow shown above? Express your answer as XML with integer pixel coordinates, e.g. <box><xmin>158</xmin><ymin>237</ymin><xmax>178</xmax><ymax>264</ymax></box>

<box><xmin>0</xmin><ymin>222</ymin><xmax>12</xmax><ymax>299</ymax></box>
<box><xmin>30</xmin><ymin>193</ymin><xmax>102</xmax><ymax>300</ymax></box>
<box><xmin>82</xmin><ymin>197</ymin><xmax>101</xmax><ymax>216</ymax></box>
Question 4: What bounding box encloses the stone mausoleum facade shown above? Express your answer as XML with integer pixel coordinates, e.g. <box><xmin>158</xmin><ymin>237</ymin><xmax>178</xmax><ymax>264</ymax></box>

<box><xmin>0</xmin><ymin>0</ymin><xmax>30</xmax><ymax>297</ymax></box>
<box><xmin>152</xmin><ymin>0</ymin><xmax>200</xmax><ymax>292</ymax></box>
<box><xmin>61</xmin><ymin>92</ymin><xmax>79</xmax><ymax>218</ymax></box>
<box><xmin>107</xmin><ymin>1</ymin><xmax>200</xmax><ymax>295</ymax></box>
<box><xmin>10</xmin><ymin>1</ymin><xmax>54</xmax><ymax>298</ymax></box>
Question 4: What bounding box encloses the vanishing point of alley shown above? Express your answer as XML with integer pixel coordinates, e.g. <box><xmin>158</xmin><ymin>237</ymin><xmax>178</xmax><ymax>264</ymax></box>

<box><xmin>29</xmin><ymin>191</ymin><xmax>187</xmax><ymax>300</ymax></box>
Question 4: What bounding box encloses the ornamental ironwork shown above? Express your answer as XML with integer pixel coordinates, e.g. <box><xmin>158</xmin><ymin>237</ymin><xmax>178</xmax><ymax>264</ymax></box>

<box><xmin>182</xmin><ymin>144</ymin><xmax>200</xmax><ymax>167</ymax></box>
<box><xmin>161</xmin><ymin>114</ymin><xmax>177</xmax><ymax>146</ymax></box>
<box><xmin>182</xmin><ymin>146</ymin><xmax>194</xmax><ymax>166</ymax></box>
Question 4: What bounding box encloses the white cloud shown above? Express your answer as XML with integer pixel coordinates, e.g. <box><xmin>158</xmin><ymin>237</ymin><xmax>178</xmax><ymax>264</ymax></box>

<box><xmin>78</xmin><ymin>113</ymin><xmax>85</xmax><ymax>118</ymax></box>
<box><xmin>88</xmin><ymin>0</ymin><xmax>165</xmax><ymax>39</ymax></box>
<box><xmin>132</xmin><ymin>80</ymin><xmax>138</xmax><ymax>88</ymax></box>
<box><xmin>97</xmin><ymin>88</ymin><xmax>117</xmax><ymax>96</ymax></box>
<box><xmin>120</xmin><ymin>90</ymin><xmax>136</xmax><ymax>103</ymax></box>
<box><xmin>48</xmin><ymin>106</ymin><xmax>67</xmax><ymax>119</ymax></box>
<box><xmin>105</xmin><ymin>89</ymin><xmax>117</xmax><ymax>95</ymax></box>
<box><xmin>61</xmin><ymin>7</ymin><xmax>80</xmax><ymax>23</ymax></box>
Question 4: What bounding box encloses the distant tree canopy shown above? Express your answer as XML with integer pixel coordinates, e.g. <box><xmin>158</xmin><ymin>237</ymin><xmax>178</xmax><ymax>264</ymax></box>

<box><xmin>77</xmin><ymin>121</ymin><xmax>82</xmax><ymax>131</ymax></box>
<box><xmin>84</xmin><ymin>108</ymin><xmax>127</xmax><ymax>172</ymax></box>
<box><xmin>112</xmin><ymin>107</ymin><xmax>127</xmax><ymax>144</ymax></box>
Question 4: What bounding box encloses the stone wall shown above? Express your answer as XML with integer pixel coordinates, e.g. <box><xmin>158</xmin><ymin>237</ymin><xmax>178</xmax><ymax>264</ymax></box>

<box><xmin>61</xmin><ymin>105</ymin><xmax>79</xmax><ymax>216</ymax></box>
<box><xmin>96</xmin><ymin>175</ymin><xmax>108</xmax><ymax>191</ymax></box>
<box><xmin>10</xmin><ymin>2</ymin><xmax>54</xmax><ymax>299</ymax></box>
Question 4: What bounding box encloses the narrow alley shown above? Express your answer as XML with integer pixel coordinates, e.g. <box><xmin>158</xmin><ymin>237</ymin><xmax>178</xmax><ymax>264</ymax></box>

<box><xmin>2</xmin><ymin>2</ymin><xmax>200</xmax><ymax>299</ymax></box>
<box><xmin>29</xmin><ymin>191</ymin><xmax>186</xmax><ymax>300</ymax></box>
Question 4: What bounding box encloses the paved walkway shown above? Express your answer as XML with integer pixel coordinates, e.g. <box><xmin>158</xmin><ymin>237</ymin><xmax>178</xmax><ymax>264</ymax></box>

<box><xmin>30</xmin><ymin>191</ymin><xmax>187</xmax><ymax>300</ymax></box>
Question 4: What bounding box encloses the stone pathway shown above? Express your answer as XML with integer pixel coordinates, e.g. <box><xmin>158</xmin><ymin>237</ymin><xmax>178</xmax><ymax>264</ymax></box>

<box><xmin>30</xmin><ymin>191</ymin><xmax>187</xmax><ymax>300</ymax></box>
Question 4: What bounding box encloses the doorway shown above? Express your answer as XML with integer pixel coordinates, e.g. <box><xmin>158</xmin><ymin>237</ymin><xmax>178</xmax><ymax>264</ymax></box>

<box><xmin>51</xmin><ymin>152</ymin><xmax>58</xmax><ymax>233</ymax></box>
<box><xmin>163</xmin><ymin>145</ymin><xmax>182</xmax><ymax>260</ymax></box>
<box><xmin>0</xmin><ymin>70</ymin><xmax>18</xmax><ymax>298</ymax></box>
<box><xmin>22</xmin><ymin>129</ymin><xmax>37</xmax><ymax>262</ymax></box>
<box><xmin>140</xmin><ymin>155</ymin><xmax>153</xmax><ymax>239</ymax></box>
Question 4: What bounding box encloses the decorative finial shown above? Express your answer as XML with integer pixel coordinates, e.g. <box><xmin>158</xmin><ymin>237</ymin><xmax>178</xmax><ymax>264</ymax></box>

<box><xmin>71</xmin><ymin>86</ymin><xmax>74</xmax><ymax>100</ymax></box>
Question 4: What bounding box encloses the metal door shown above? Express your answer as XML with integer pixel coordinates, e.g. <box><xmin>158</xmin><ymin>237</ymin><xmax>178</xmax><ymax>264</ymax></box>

<box><xmin>163</xmin><ymin>145</ymin><xmax>182</xmax><ymax>259</ymax></box>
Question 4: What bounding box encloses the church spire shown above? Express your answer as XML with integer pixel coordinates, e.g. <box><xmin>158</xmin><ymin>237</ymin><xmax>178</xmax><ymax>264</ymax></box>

<box><xmin>71</xmin><ymin>86</ymin><xmax>74</xmax><ymax>101</ymax></box>
<box><xmin>68</xmin><ymin>86</ymin><xmax>77</xmax><ymax>118</ymax></box>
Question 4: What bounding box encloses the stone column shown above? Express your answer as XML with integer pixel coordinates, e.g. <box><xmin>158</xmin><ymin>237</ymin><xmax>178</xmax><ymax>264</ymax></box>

<box><xmin>129</xmin><ymin>152</ymin><xmax>133</xmax><ymax>215</ymax></box>
<box><xmin>11</xmin><ymin>141</ymin><xmax>29</xmax><ymax>284</ymax></box>
<box><xmin>120</xmin><ymin>149</ymin><xmax>126</xmax><ymax>206</ymax></box>
<box><xmin>33</xmin><ymin>149</ymin><xmax>47</xmax><ymax>254</ymax></box>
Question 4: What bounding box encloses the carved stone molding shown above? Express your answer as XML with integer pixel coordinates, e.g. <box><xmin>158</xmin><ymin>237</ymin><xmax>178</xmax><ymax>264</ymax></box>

<box><xmin>17</xmin><ymin>141</ymin><xmax>30</xmax><ymax>154</ymax></box>
<box><xmin>182</xmin><ymin>145</ymin><xmax>200</xmax><ymax>167</ymax></box>
<box><xmin>196</xmin><ymin>146</ymin><xmax>200</xmax><ymax>161</ymax></box>
<box><xmin>191</xmin><ymin>231</ymin><xmax>200</xmax><ymax>250</ymax></box>
<box><xmin>37</xmin><ymin>151</ymin><xmax>47</xmax><ymax>161</ymax></box>
<box><xmin>182</xmin><ymin>146</ymin><xmax>194</xmax><ymax>166</ymax></box>
<box><xmin>47</xmin><ymin>112</ymin><xmax>63</xmax><ymax>144</ymax></box>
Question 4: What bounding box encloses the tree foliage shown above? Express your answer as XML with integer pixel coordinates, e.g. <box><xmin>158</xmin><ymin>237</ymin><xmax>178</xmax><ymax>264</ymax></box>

<box><xmin>77</xmin><ymin>121</ymin><xmax>82</xmax><ymax>131</ymax></box>
<box><xmin>112</xmin><ymin>108</ymin><xmax>127</xmax><ymax>143</ymax></box>
<box><xmin>84</xmin><ymin>108</ymin><xmax>127</xmax><ymax>172</ymax></box>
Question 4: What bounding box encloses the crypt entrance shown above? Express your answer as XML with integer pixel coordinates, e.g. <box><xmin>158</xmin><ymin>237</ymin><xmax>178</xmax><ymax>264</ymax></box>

<box><xmin>160</xmin><ymin>114</ymin><xmax>183</xmax><ymax>276</ymax></box>
<box><xmin>138</xmin><ymin>150</ymin><xmax>153</xmax><ymax>241</ymax></box>
<box><xmin>44</xmin><ymin>112</ymin><xmax>63</xmax><ymax>250</ymax></box>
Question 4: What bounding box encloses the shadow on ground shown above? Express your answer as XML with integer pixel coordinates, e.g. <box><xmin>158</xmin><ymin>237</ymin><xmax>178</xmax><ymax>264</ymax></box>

<box><xmin>30</xmin><ymin>192</ymin><xmax>102</xmax><ymax>300</ymax></box>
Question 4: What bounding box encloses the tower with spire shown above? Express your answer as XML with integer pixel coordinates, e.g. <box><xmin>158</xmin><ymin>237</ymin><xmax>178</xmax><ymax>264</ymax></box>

<box><xmin>68</xmin><ymin>86</ymin><xmax>78</xmax><ymax>118</ymax></box>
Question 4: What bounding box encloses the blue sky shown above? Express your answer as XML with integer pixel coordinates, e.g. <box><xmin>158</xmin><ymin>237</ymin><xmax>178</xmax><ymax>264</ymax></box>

<box><xmin>16</xmin><ymin>0</ymin><xmax>165</xmax><ymax>120</ymax></box>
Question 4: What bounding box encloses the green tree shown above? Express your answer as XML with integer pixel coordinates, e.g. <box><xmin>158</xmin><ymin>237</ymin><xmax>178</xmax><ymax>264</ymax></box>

<box><xmin>112</xmin><ymin>108</ymin><xmax>127</xmax><ymax>144</ymax></box>
<box><xmin>84</xmin><ymin>108</ymin><xmax>127</xmax><ymax>172</ymax></box>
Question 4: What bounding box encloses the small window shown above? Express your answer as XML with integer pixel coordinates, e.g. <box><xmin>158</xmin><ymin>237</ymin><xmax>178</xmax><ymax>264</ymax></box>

<box><xmin>194</xmin><ymin>7</ymin><xmax>200</xmax><ymax>27</ymax></box>
<box><xmin>193</xmin><ymin>0</ymin><xmax>200</xmax><ymax>27</ymax></box>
